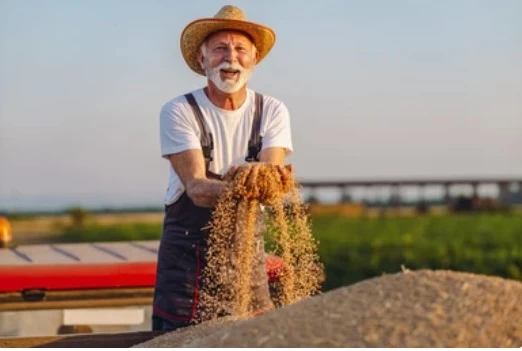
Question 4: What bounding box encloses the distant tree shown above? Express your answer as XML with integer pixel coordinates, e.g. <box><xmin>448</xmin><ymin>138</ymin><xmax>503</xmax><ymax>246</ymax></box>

<box><xmin>415</xmin><ymin>200</ymin><xmax>429</xmax><ymax>214</ymax></box>
<box><xmin>306</xmin><ymin>194</ymin><xmax>319</xmax><ymax>204</ymax></box>
<box><xmin>341</xmin><ymin>193</ymin><xmax>352</xmax><ymax>204</ymax></box>
<box><xmin>66</xmin><ymin>206</ymin><xmax>90</xmax><ymax>227</ymax></box>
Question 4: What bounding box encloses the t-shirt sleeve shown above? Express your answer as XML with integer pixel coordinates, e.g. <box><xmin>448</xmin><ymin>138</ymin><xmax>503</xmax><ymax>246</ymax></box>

<box><xmin>261</xmin><ymin>100</ymin><xmax>294</xmax><ymax>155</ymax></box>
<box><xmin>159</xmin><ymin>101</ymin><xmax>202</xmax><ymax>158</ymax></box>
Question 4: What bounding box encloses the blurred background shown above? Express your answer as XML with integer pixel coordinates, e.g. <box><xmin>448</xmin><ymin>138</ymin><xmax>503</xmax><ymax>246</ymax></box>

<box><xmin>1</xmin><ymin>0</ymin><xmax>521</xmax><ymax>339</ymax></box>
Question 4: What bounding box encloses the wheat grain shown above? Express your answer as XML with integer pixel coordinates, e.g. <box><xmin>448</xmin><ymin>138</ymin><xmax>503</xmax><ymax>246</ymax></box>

<box><xmin>200</xmin><ymin>164</ymin><xmax>323</xmax><ymax>321</ymax></box>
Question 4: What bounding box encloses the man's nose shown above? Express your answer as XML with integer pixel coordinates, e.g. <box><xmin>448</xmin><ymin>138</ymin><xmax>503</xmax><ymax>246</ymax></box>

<box><xmin>224</xmin><ymin>48</ymin><xmax>238</xmax><ymax>63</ymax></box>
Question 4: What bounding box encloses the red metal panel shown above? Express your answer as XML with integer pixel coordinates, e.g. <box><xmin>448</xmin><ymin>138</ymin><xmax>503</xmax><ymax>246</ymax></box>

<box><xmin>0</xmin><ymin>262</ymin><xmax>157</xmax><ymax>292</ymax></box>
<box><xmin>0</xmin><ymin>255</ymin><xmax>283</xmax><ymax>293</ymax></box>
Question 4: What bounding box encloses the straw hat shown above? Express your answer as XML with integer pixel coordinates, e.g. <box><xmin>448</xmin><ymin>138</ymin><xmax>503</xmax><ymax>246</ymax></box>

<box><xmin>180</xmin><ymin>5</ymin><xmax>276</xmax><ymax>76</ymax></box>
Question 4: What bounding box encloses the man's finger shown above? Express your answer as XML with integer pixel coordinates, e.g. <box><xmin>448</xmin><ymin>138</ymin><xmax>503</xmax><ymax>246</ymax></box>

<box><xmin>224</xmin><ymin>165</ymin><xmax>240</xmax><ymax>182</ymax></box>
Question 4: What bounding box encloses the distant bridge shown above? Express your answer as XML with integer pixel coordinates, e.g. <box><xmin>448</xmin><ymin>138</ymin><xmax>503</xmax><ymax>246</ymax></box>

<box><xmin>298</xmin><ymin>178</ymin><xmax>522</xmax><ymax>205</ymax></box>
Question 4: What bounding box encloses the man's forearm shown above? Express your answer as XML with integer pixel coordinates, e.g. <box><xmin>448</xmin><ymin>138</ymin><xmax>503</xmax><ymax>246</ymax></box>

<box><xmin>186</xmin><ymin>178</ymin><xmax>228</xmax><ymax>208</ymax></box>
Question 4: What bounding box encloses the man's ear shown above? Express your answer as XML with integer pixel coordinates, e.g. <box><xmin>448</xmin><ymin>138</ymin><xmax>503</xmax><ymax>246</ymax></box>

<box><xmin>197</xmin><ymin>51</ymin><xmax>205</xmax><ymax>70</ymax></box>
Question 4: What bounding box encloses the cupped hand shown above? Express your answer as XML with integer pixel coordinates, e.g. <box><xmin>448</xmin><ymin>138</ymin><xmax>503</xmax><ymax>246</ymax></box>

<box><xmin>224</xmin><ymin>163</ymin><xmax>294</xmax><ymax>202</ymax></box>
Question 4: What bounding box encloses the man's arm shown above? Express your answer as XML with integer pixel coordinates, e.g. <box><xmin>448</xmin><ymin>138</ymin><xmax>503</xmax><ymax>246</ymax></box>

<box><xmin>168</xmin><ymin>149</ymin><xmax>227</xmax><ymax>208</ymax></box>
<box><xmin>259</xmin><ymin>146</ymin><xmax>288</xmax><ymax>165</ymax></box>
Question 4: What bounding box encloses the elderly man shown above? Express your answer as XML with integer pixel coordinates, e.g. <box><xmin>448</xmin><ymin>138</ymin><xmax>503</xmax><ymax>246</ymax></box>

<box><xmin>153</xmin><ymin>5</ymin><xmax>293</xmax><ymax>331</ymax></box>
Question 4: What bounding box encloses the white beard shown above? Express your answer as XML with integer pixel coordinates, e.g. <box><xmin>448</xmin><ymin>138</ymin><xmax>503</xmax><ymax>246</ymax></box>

<box><xmin>204</xmin><ymin>61</ymin><xmax>254</xmax><ymax>94</ymax></box>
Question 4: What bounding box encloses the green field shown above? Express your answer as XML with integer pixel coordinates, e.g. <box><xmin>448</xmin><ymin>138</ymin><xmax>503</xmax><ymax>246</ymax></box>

<box><xmin>313</xmin><ymin>213</ymin><xmax>522</xmax><ymax>290</ymax></box>
<box><xmin>58</xmin><ymin>213</ymin><xmax>522</xmax><ymax>291</ymax></box>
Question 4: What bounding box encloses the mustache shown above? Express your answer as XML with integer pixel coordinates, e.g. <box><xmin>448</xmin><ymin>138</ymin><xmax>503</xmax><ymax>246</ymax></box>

<box><xmin>216</xmin><ymin>62</ymin><xmax>244</xmax><ymax>72</ymax></box>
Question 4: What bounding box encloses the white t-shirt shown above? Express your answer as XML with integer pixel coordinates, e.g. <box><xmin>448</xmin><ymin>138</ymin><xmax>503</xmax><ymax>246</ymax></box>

<box><xmin>160</xmin><ymin>88</ymin><xmax>293</xmax><ymax>205</ymax></box>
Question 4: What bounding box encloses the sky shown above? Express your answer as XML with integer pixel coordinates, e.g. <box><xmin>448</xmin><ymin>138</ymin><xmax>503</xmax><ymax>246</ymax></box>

<box><xmin>1</xmin><ymin>0</ymin><xmax>521</xmax><ymax>211</ymax></box>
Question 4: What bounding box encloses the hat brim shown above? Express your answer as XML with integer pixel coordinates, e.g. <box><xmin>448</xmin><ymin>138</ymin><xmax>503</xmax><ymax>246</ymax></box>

<box><xmin>181</xmin><ymin>18</ymin><xmax>276</xmax><ymax>76</ymax></box>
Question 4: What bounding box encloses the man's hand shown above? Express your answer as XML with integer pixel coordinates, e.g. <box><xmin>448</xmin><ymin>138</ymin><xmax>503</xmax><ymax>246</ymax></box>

<box><xmin>223</xmin><ymin>146</ymin><xmax>290</xmax><ymax>182</ymax></box>
<box><xmin>223</xmin><ymin>163</ymin><xmax>294</xmax><ymax>203</ymax></box>
<box><xmin>223</xmin><ymin>164</ymin><xmax>241</xmax><ymax>182</ymax></box>
<box><xmin>223</xmin><ymin>163</ymin><xmax>292</xmax><ymax>183</ymax></box>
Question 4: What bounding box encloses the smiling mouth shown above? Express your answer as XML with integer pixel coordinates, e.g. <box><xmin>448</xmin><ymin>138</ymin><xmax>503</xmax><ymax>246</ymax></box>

<box><xmin>220</xmin><ymin>69</ymin><xmax>240</xmax><ymax>79</ymax></box>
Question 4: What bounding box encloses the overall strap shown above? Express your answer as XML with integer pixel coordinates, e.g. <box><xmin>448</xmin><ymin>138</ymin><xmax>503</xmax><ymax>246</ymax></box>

<box><xmin>184</xmin><ymin>93</ymin><xmax>214</xmax><ymax>172</ymax></box>
<box><xmin>245</xmin><ymin>92</ymin><xmax>264</xmax><ymax>162</ymax></box>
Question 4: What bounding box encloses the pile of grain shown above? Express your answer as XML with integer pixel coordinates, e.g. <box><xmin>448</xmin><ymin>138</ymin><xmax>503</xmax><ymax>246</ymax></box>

<box><xmin>132</xmin><ymin>317</ymin><xmax>239</xmax><ymax>348</ymax></box>
<box><xmin>135</xmin><ymin>270</ymin><xmax>522</xmax><ymax>347</ymax></box>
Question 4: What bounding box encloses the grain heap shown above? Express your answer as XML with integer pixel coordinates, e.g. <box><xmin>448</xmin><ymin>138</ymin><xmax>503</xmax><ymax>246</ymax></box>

<box><xmin>134</xmin><ymin>270</ymin><xmax>522</xmax><ymax>348</ymax></box>
<box><xmin>199</xmin><ymin>164</ymin><xmax>323</xmax><ymax>320</ymax></box>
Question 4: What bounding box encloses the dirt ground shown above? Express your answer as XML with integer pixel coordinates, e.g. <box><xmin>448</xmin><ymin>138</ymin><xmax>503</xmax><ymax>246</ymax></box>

<box><xmin>134</xmin><ymin>269</ymin><xmax>522</xmax><ymax>348</ymax></box>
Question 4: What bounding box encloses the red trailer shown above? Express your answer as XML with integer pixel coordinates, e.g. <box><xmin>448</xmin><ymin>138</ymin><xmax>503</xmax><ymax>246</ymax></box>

<box><xmin>0</xmin><ymin>212</ymin><xmax>284</xmax><ymax>346</ymax></box>
<box><xmin>0</xmin><ymin>240</ymin><xmax>283</xmax><ymax>312</ymax></box>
